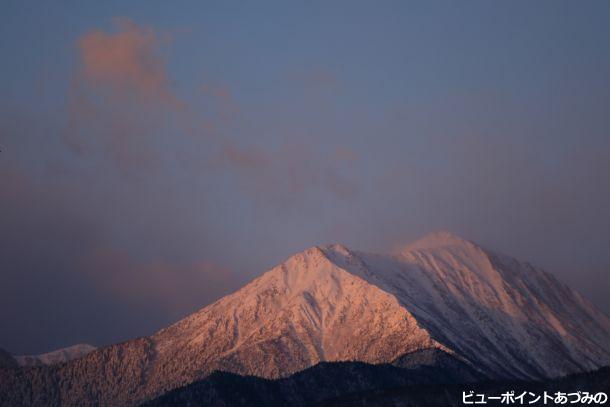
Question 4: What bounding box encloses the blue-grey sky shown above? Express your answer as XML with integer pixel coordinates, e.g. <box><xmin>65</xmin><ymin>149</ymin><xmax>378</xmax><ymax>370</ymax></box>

<box><xmin>2</xmin><ymin>1</ymin><xmax>610</xmax><ymax>354</ymax></box>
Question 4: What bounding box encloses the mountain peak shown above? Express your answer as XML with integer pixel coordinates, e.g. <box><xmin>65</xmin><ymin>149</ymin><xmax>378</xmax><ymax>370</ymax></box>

<box><xmin>403</xmin><ymin>231</ymin><xmax>478</xmax><ymax>252</ymax></box>
<box><xmin>319</xmin><ymin>243</ymin><xmax>351</xmax><ymax>255</ymax></box>
<box><xmin>4</xmin><ymin>233</ymin><xmax>610</xmax><ymax>406</ymax></box>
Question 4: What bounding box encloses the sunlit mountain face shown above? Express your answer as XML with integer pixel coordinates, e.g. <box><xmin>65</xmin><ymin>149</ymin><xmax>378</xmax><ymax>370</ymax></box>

<box><xmin>2</xmin><ymin>2</ymin><xmax>610</xmax><ymax>406</ymax></box>
<box><xmin>1</xmin><ymin>233</ymin><xmax>609</xmax><ymax>406</ymax></box>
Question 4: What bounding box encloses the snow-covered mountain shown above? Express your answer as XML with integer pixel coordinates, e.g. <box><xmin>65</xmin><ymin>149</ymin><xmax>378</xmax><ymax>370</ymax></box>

<box><xmin>14</xmin><ymin>344</ymin><xmax>96</xmax><ymax>367</ymax></box>
<box><xmin>150</xmin><ymin>231</ymin><xmax>610</xmax><ymax>384</ymax></box>
<box><xmin>1</xmin><ymin>232</ymin><xmax>609</xmax><ymax>406</ymax></box>
<box><xmin>328</xmin><ymin>232</ymin><xmax>610</xmax><ymax>379</ymax></box>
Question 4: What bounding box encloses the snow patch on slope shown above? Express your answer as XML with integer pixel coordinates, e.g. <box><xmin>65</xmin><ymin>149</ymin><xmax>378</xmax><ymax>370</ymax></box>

<box><xmin>15</xmin><ymin>344</ymin><xmax>97</xmax><ymax>367</ymax></box>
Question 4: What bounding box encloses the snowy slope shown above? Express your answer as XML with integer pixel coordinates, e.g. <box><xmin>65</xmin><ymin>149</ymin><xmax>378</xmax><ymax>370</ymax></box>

<box><xmin>147</xmin><ymin>232</ymin><xmax>610</xmax><ymax>389</ymax></box>
<box><xmin>147</xmin><ymin>246</ymin><xmax>446</xmax><ymax>392</ymax></box>
<box><xmin>320</xmin><ymin>232</ymin><xmax>610</xmax><ymax>379</ymax></box>
<box><xmin>2</xmin><ymin>232</ymin><xmax>610</xmax><ymax>406</ymax></box>
<box><xmin>15</xmin><ymin>344</ymin><xmax>96</xmax><ymax>367</ymax></box>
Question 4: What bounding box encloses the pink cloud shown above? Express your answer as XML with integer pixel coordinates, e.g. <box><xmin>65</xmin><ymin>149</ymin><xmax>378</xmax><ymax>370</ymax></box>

<box><xmin>77</xmin><ymin>17</ymin><xmax>177</xmax><ymax>105</ymax></box>
<box><xmin>219</xmin><ymin>143</ymin><xmax>269</xmax><ymax>171</ymax></box>
<box><xmin>64</xmin><ymin>18</ymin><xmax>186</xmax><ymax>174</ymax></box>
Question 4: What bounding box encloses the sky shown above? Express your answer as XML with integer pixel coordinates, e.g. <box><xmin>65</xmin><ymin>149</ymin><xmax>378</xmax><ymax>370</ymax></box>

<box><xmin>2</xmin><ymin>1</ymin><xmax>610</xmax><ymax>355</ymax></box>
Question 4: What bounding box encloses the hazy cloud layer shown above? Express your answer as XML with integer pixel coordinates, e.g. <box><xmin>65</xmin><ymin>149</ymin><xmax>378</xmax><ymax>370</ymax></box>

<box><xmin>2</xmin><ymin>2</ymin><xmax>610</xmax><ymax>354</ymax></box>
<box><xmin>219</xmin><ymin>142</ymin><xmax>358</xmax><ymax>208</ymax></box>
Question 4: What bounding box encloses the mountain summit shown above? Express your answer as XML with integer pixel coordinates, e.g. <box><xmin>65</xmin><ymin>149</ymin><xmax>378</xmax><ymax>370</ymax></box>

<box><xmin>401</xmin><ymin>230</ymin><xmax>476</xmax><ymax>250</ymax></box>
<box><xmin>2</xmin><ymin>232</ymin><xmax>609</xmax><ymax>406</ymax></box>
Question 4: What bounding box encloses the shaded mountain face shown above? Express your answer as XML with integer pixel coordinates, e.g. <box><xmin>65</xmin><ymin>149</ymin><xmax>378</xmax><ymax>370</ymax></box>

<box><xmin>0</xmin><ymin>349</ymin><xmax>17</xmax><ymax>370</ymax></box>
<box><xmin>319</xmin><ymin>366</ymin><xmax>610</xmax><ymax>407</ymax></box>
<box><xmin>1</xmin><ymin>232</ymin><xmax>609</xmax><ymax>406</ymax></box>
<box><xmin>143</xmin><ymin>363</ymin><xmax>610</xmax><ymax>407</ymax></box>
<box><xmin>321</xmin><ymin>232</ymin><xmax>610</xmax><ymax>380</ymax></box>
<box><xmin>143</xmin><ymin>350</ymin><xmax>486</xmax><ymax>407</ymax></box>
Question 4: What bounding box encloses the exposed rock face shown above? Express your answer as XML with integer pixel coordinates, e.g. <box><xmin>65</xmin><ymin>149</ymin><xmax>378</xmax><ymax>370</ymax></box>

<box><xmin>1</xmin><ymin>232</ymin><xmax>609</xmax><ymax>406</ymax></box>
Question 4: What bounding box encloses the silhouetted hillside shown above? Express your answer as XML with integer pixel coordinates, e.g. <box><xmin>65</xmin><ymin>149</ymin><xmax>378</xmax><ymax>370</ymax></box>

<box><xmin>144</xmin><ymin>365</ymin><xmax>610</xmax><ymax>406</ymax></box>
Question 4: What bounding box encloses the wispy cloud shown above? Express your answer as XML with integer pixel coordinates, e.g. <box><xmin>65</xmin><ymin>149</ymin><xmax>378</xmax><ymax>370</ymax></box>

<box><xmin>64</xmin><ymin>18</ymin><xmax>183</xmax><ymax>174</ymax></box>
<box><xmin>219</xmin><ymin>142</ymin><xmax>358</xmax><ymax>208</ymax></box>
<box><xmin>77</xmin><ymin>17</ymin><xmax>178</xmax><ymax>105</ymax></box>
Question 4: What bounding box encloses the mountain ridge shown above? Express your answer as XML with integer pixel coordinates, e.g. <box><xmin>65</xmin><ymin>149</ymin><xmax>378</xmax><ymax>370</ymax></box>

<box><xmin>341</xmin><ymin>233</ymin><xmax>610</xmax><ymax>378</ymax></box>
<box><xmin>1</xmin><ymin>232</ymin><xmax>609</xmax><ymax>406</ymax></box>
<box><xmin>142</xmin><ymin>349</ymin><xmax>489</xmax><ymax>407</ymax></box>
<box><xmin>142</xmin><ymin>361</ymin><xmax>610</xmax><ymax>407</ymax></box>
<box><xmin>14</xmin><ymin>344</ymin><xmax>97</xmax><ymax>367</ymax></box>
